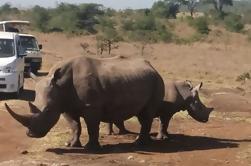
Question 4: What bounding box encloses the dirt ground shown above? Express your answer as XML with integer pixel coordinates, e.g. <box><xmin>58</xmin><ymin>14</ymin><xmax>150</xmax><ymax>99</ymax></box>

<box><xmin>0</xmin><ymin>31</ymin><xmax>250</xmax><ymax>166</ymax></box>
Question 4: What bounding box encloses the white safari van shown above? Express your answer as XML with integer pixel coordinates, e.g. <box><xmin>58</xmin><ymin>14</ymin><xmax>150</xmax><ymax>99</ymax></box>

<box><xmin>0</xmin><ymin>31</ymin><xmax>26</xmax><ymax>97</ymax></box>
<box><xmin>0</xmin><ymin>21</ymin><xmax>42</xmax><ymax>74</ymax></box>
<box><xmin>19</xmin><ymin>33</ymin><xmax>42</xmax><ymax>74</ymax></box>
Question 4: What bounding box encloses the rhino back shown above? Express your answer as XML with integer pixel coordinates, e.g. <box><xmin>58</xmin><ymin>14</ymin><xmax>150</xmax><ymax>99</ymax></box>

<box><xmin>66</xmin><ymin>56</ymin><xmax>165</xmax><ymax>121</ymax></box>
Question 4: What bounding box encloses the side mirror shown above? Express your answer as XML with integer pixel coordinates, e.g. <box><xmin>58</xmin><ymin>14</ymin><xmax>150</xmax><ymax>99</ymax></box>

<box><xmin>18</xmin><ymin>53</ymin><xmax>27</xmax><ymax>58</ymax></box>
<box><xmin>39</xmin><ymin>44</ymin><xmax>42</xmax><ymax>50</ymax></box>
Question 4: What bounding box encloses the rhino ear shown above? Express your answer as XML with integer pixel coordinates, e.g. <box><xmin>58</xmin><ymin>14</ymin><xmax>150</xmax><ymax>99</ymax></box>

<box><xmin>51</xmin><ymin>68</ymin><xmax>61</xmax><ymax>86</ymax></box>
<box><xmin>176</xmin><ymin>81</ymin><xmax>193</xmax><ymax>100</ymax></box>
<box><xmin>185</xmin><ymin>80</ymin><xmax>193</xmax><ymax>90</ymax></box>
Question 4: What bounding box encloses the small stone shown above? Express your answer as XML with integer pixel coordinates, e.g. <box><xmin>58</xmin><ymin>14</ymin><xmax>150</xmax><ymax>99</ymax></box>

<box><xmin>20</xmin><ymin>150</ymin><xmax>28</xmax><ymax>155</ymax></box>
<box><xmin>139</xmin><ymin>159</ymin><xmax>145</xmax><ymax>163</ymax></box>
<box><xmin>61</xmin><ymin>164</ymin><xmax>69</xmax><ymax>166</ymax></box>
<box><xmin>127</xmin><ymin>155</ymin><xmax>134</xmax><ymax>160</ymax></box>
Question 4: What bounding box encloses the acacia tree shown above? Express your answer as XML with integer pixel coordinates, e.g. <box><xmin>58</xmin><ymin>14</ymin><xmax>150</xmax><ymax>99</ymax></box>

<box><xmin>181</xmin><ymin>0</ymin><xmax>199</xmax><ymax>17</ymax></box>
<box><xmin>96</xmin><ymin>16</ymin><xmax>119</xmax><ymax>55</ymax></box>
<box><xmin>202</xmin><ymin>0</ymin><xmax>233</xmax><ymax>13</ymax></box>
<box><xmin>151</xmin><ymin>0</ymin><xmax>181</xmax><ymax>18</ymax></box>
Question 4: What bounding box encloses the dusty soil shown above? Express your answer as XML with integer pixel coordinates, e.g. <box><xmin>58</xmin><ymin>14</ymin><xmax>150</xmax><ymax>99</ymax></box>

<box><xmin>0</xmin><ymin>30</ymin><xmax>250</xmax><ymax>166</ymax></box>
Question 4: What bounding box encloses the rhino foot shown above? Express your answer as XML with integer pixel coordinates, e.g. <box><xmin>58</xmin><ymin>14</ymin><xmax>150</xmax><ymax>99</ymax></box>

<box><xmin>107</xmin><ymin>130</ymin><xmax>115</xmax><ymax>135</ymax></box>
<box><xmin>134</xmin><ymin>135</ymin><xmax>153</xmax><ymax>146</ymax></box>
<box><xmin>84</xmin><ymin>142</ymin><xmax>101</xmax><ymax>151</ymax></box>
<box><xmin>118</xmin><ymin>129</ymin><xmax>133</xmax><ymax>135</ymax></box>
<box><xmin>65</xmin><ymin>139</ymin><xmax>82</xmax><ymax>147</ymax></box>
<box><xmin>156</xmin><ymin>132</ymin><xmax>169</xmax><ymax>140</ymax></box>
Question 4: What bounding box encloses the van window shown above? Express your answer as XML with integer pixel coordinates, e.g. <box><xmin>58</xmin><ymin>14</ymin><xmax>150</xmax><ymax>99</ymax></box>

<box><xmin>20</xmin><ymin>36</ymin><xmax>39</xmax><ymax>51</ymax></box>
<box><xmin>0</xmin><ymin>39</ymin><xmax>15</xmax><ymax>58</ymax></box>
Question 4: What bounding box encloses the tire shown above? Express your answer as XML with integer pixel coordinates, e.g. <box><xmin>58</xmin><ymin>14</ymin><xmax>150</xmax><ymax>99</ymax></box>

<box><xmin>31</xmin><ymin>68</ymin><xmax>38</xmax><ymax>75</ymax></box>
<box><xmin>11</xmin><ymin>77</ymin><xmax>23</xmax><ymax>99</ymax></box>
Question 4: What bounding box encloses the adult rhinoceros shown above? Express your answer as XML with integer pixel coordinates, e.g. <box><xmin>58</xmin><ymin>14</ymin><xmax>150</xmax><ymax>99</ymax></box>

<box><xmin>5</xmin><ymin>55</ymin><xmax>164</xmax><ymax>150</ymax></box>
<box><xmin>108</xmin><ymin>80</ymin><xmax>213</xmax><ymax>139</ymax></box>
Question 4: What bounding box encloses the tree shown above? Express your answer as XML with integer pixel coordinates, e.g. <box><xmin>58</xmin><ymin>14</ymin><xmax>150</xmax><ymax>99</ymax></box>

<box><xmin>151</xmin><ymin>0</ymin><xmax>181</xmax><ymax>18</ymax></box>
<box><xmin>0</xmin><ymin>3</ymin><xmax>20</xmax><ymax>16</ymax></box>
<box><xmin>31</xmin><ymin>6</ymin><xmax>50</xmax><ymax>32</ymax></box>
<box><xmin>181</xmin><ymin>0</ymin><xmax>199</xmax><ymax>17</ymax></box>
<box><xmin>96</xmin><ymin>17</ymin><xmax>120</xmax><ymax>55</ymax></box>
<box><xmin>77</xmin><ymin>3</ymin><xmax>104</xmax><ymax>33</ymax></box>
<box><xmin>202</xmin><ymin>0</ymin><xmax>233</xmax><ymax>13</ymax></box>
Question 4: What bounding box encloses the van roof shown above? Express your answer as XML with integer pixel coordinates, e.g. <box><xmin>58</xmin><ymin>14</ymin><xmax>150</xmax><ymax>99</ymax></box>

<box><xmin>0</xmin><ymin>20</ymin><xmax>30</xmax><ymax>25</ymax></box>
<box><xmin>19</xmin><ymin>33</ymin><xmax>35</xmax><ymax>37</ymax></box>
<box><xmin>0</xmin><ymin>31</ymin><xmax>16</xmax><ymax>39</ymax></box>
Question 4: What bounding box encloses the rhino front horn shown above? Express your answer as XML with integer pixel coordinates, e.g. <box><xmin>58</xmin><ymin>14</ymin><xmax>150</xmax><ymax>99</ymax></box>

<box><xmin>5</xmin><ymin>103</ymin><xmax>31</xmax><ymax>127</ymax></box>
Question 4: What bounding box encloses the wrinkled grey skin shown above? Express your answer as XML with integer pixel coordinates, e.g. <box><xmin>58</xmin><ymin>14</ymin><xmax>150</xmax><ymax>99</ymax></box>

<box><xmin>108</xmin><ymin>80</ymin><xmax>213</xmax><ymax>139</ymax></box>
<box><xmin>5</xmin><ymin>56</ymin><xmax>164</xmax><ymax>150</ymax></box>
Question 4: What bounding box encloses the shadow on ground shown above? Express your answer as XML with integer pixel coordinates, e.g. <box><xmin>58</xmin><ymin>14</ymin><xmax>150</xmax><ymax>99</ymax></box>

<box><xmin>0</xmin><ymin>89</ymin><xmax>35</xmax><ymax>101</ymax></box>
<box><xmin>46</xmin><ymin>134</ymin><xmax>250</xmax><ymax>155</ymax></box>
<box><xmin>24</xmin><ymin>71</ymin><xmax>48</xmax><ymax>78</ymax></box>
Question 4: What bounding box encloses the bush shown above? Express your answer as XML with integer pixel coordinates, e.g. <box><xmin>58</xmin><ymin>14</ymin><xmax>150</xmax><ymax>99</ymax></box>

<box><xmin>224</xmin><ymin>13</ymin><xmax>244</xmax><ymax>33</ymax></box>
<box><xmin>30</xmin><ymin>6</ymin><xmax>50</xmax><ymax>32</ymax></box>
<box><xmin>133</xmin><ymin>15</ymin><xmax>156</xmax><ymax>31</ymax></box>
<box><xmin>242</xmin><ymin>10</ymin><xmax>251</xmax><ymax>24</ymax></box>
<box><xmin>247</xmin><ymin>31</ymin><xmax>251</xmax><ymax>42</ymax></box>
<box><xmin>188</xmin><ymin>16</ymin><xmax>210</xmax><ymax>34</ymax></box>
<box><xmin>151</xmin><ymin>0</ymin><xmax>180</xmax><ymax>18</ymax></box>
<box><xmin>121</xmin><ymin>19</ymin><xmax>134</xmax><ymax>31</ymax></box>
<box><xmin>236</xmin><ymin>72</ymin><xmax>251</xmax><ymax>82</ymax></box>
<box><xmin>155</xmin><ymin>23</ymin><xmax>173</xmax><ymax>42</ymax></box>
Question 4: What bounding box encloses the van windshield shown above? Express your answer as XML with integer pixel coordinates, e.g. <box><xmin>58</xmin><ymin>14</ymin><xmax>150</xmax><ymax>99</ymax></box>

<box><xmin>20</xmin><ymin>36</ymin><xmax>39</xmax><ymax>51</ymax></box>
<box><xmin>0</xmin><ymin>39</ymin><xmax>15</xmax><ymax>58</ymax></box>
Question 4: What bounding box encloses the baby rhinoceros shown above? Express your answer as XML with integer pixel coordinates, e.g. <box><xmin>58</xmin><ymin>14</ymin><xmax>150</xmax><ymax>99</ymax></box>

<box><xmin>108</xmin><ymin>80</ymin><xmax>213</xmax><ymax>140</ymax></box>
<box><xmin>5</xmin><ymin>55</ymin><xmax>165</xmax><ymax>150</ymax></box>
<box><xmin>156</xmin><ymin>80</ymin><xmax>213</xmax><ymax>139</ymax></box>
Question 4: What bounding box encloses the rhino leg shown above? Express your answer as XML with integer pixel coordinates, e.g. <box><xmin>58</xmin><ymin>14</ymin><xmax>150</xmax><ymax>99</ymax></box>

<box><xmin>156</xmin><ymin>110</ymin><xmax>176</xmax><ymax>140</ymax></box>
<box><xmin>134</xmin><ymin>112</ymin><xmax>153</xmax><ymax>146</ymax></box>
<box><xmin>84</xmin><ymin>118</ymin><xmax>101</xmax><ymax>150</ymax></box>
<box><xmin>115</xmin><ymin>121</ymin><xmax>132</xmax><ymax>135</ymax></box>
<box><xmin>107</xmin><ymin>123</ymin><xmax>114</xmax><ymax>135</ymax></box>
<box><xmin>107</xmin><ymin>122</ymin><xmax>131</xmax><ymax>135</ymax></box>
<box><xmin>63</xmin><ymin>113</ymin><xmax>82</xmax><ymax>147</ymax></box>
<box><xmin>156</xmin><ymin>116</ymin><xmax>170</xmax><ymax>140</ymax></box>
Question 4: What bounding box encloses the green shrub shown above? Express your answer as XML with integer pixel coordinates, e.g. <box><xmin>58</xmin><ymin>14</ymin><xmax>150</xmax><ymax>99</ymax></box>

<box><xmin>188</xmin><ymin>16</ymin><xmax>210</xmax><ymax>34</ymax></box>
<box><xmin>133</xmin><ymin>15</ymin><xmax>156</xmax><ymax>31</ymax></box>
<box><xmin>247</xmin><ymin>32</ymin><xmax>251</xmax><ymax>42</ymax></box>
<box><xmin>224</xmin><ymin>13</ymin><xmax>244</xmax><ymax>33</ymax></box>
<box><xmin>236</xmin><ymin>72</ymin><xmax>251</xmax><ymax>82</ymax></box>
<box><xmin>30</xmin><ymin>6</ymin><xmax>50</xmax><ymax>32</ymax></box>
<box><xmin>242</xmin><ymin>10</ymin><xmax>251</xmax><ymax>24</ymax></box>
<box><xmin>155</xmin><ymin>23</ymin><xmax>173</xmax><ymax>42</ymax></box>
<box><xmin>121</xmin><ymin>19</ymin><xmax>134</xmax><ymax>31</ymax></box>
<box><xmin>128</xmin><ymin>30</ymin><xmax>156</xmax><ymax>43</ymax></box>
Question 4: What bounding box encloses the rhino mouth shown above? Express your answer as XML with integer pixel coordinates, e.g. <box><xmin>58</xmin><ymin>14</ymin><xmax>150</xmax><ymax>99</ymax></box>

<box><xmin>26</xmin><ymin>130</ymin><xmax>46</xmax><ymax>138</ymax></box>
<box><xmin>187</xmin><ymin>106</ymin><xmax>213</xmax><ymax>123</ymax></box>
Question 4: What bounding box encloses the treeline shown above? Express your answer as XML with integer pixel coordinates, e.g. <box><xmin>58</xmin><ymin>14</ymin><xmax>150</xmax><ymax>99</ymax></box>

<box><xmin>0</xmin><ymin>0</ymin><xmax>251</xmax><ymax>44</ymax></box>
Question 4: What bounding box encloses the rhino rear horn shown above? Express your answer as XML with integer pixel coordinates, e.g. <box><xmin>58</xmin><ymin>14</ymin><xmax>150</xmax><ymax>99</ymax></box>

<box><xmin>193</xmin><ymin>82</ymin><xmax>203</xmax><ymax>92</ymax></box>
<box><xmin>28</xmin><ymin>102</ymin><xmax>41</xmax><ymax>114</ymax></box>
<box><xmin>5</xmin><ymin>103</ymin><xmax>31</xmax><ymax>127</ymax></box>
<box><xmin>29</xmin><ymin>72</ymin><xmax>38</xmax><ymax>81</ymax></box>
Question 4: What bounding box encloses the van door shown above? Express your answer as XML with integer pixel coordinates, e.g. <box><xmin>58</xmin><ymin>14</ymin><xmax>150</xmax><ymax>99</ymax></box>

<box><xmin>15</xmin><ymin>38</ymin><xmax>25</xmax><ymax>88</ymax></box>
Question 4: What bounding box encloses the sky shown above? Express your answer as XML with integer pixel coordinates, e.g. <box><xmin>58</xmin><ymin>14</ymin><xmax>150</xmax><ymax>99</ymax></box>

<box><xmin>0</xmin><ymin>0</ymin><xmax>158</xmax><ymax>9</ymax></box>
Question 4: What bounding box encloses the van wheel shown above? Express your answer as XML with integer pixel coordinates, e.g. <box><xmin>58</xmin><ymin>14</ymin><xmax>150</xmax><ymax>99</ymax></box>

<box><xmin>11</xmin><ymin>87</ymin><xmax>21</xmax><ymax>99</ymax></box>
<box><xmin>31</xmin><ymin>69</ymin><xmax>38</xmax><ymax>75</ymax></box>
<box><xmin>11</xmin><ymin>81</ymin><xmax>23</xmax><ymax>99</ymax></box>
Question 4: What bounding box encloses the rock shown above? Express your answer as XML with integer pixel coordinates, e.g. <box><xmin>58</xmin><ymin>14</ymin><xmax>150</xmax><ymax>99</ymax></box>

<box><xmin>20</xmin><ymin>150</ymin><xmax>28</xmax><ymax>155</ymax></box>
<box><xmin>127</xmin><ymin>155</ymin><xmax>134</xmax><ymax>160</ymax></box>
<box><xmin>139</xmin><ymin>159</ymin><xmax>145</xmax><ymax>163</ymax></box>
